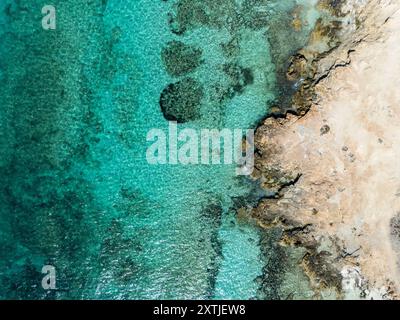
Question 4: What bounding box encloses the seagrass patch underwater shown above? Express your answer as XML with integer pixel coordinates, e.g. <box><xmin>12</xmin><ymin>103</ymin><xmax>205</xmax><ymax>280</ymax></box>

<box><xmin>0</xmin><ymin>0</ymin><xmax>324</xmax><ymax>299</ymax></box>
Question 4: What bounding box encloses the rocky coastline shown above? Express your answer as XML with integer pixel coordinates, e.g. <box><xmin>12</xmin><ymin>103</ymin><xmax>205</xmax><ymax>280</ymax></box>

<box><xmin>251</xmin><ymin>0</ymin><xmax>400</xmax><ymax>299</ymax></box>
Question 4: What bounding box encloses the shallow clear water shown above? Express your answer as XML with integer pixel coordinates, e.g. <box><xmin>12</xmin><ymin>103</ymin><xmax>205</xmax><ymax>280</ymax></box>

<box><xmin>0</xmin><ymin>0</ymin><xmax>321</xmax><ymax>299</ymax></box>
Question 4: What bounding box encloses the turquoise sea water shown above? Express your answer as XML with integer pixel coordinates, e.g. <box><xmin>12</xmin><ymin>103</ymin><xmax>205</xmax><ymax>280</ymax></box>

<box><xmin>0</xmin><ymin>0</ymin><xmax>321</xmax><ymax>299</ymax></box>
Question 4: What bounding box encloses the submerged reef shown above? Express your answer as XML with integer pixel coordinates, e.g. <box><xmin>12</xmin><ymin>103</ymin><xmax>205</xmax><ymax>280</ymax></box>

<box><xmin>200</xmin><ymin>198</ymin><xmax>224</xmax><ymax>299</ymax></box>
<box><xmin>162</xmin><ymin>40</ymin><xmax>203</xmax><ymax>77</ymax></box>
<box><xmin>222</xmin><ymin>63</ymin><xmax>254</xmax><ymax>96</ymax></box>
<box><xmin>159</xmin><ymin>0</ymin><xmax>284</xmax><ymax>124</ymax></box>
<box><xmin>167</xmin><ymin>0</ymin><xmax>238</xmax><ymax>35</ymax></box>
<box><xmin>160</xmin><ymin>78</ymin><xmax>204</xmax><ymax>123</ymax></box>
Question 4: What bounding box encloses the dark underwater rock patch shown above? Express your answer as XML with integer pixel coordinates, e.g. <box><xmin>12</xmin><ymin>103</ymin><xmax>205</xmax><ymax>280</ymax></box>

<box><xmin>200</xmin><ymin>198</ymin><xmax>223</xmax><ymax>299</ymax></box>
<box><xmin>220</xmin><ymin>37</ymin><xmax>240</xmax><ymax>59</ymax></box>
<box><xmin>223</xmin><ymin>63</ymin><xmax>254</xmax><ymax>95</ymax></box>
<box><xmin>241</xmin><ymin>0</ymin><xmax>270</xmax><ymax>30</ymax></box>
<box><xmin>160</xmin><ymin>78</ymin><xmax>203</xmax><ymax>123</ymax></box>
<box><xmin>256</xmin><ymin>228</ymin><xmax>287</xmax><ymax>300</ymax></box>
<box><xmin>168</xmin><ymin>0</ymin><xmax>237</xmax><ymax>35</ymax></box>
<box><xmin>100</xmin><ymin>219</ymin><xmax>143</xmax><ymax>286</ymax></box>
<box><xmin>162</xmin><ymin>40</ymin><xmax>203</xmax><ymax>77</ymax></box>
<box><xmin>168</xmin><ymin>0</ymin><xmax>272</xmax><ymax>35</ymax></box>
